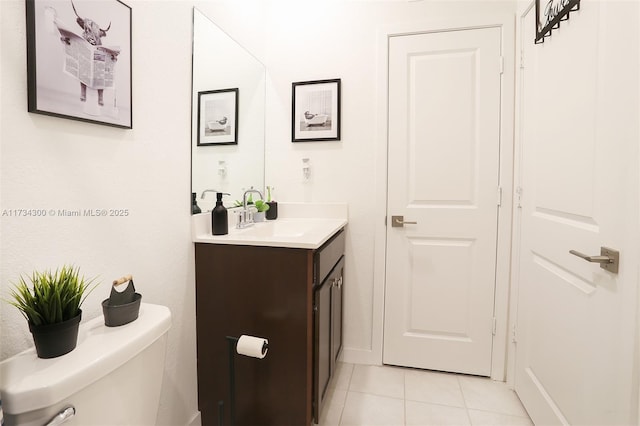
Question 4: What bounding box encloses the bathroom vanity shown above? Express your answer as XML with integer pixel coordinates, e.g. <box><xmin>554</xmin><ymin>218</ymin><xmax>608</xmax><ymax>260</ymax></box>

<box><xmin>193</xmin><ymin>206</ymin><xmax>347</xmax><ymax>426</ymax></box>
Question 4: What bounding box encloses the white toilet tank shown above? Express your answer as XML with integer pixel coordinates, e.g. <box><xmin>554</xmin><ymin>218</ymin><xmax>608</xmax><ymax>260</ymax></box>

<box><xmin>0</xmin><ymin>303</ymin><xmax>171</xmax><ymax>426</ymax></box>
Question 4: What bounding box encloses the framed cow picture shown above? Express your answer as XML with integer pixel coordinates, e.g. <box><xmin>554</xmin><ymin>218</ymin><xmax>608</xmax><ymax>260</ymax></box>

<box><xmin>26</xmin><ymin>0</ymin><xmax>132</xmax><ymax>129</ymax></box>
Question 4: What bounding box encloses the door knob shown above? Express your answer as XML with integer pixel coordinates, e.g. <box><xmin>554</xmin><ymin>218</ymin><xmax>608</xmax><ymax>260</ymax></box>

<box><xmin>569</xmin><ymin>246</ymin><xmax>619</xmax><ymax>273</ymax></box>
<box><xmin>391</xmin><ymin>215</ymin><xmax>418</xmax><ymax>228</ymax></box>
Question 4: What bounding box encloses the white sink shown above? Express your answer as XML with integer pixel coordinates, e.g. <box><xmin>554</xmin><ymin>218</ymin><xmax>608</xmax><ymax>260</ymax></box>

<box><xmin>235</xmin><ymin>220</ymin><xmax>309</xmax><ymax>238</ymax></box>
<box><xmin>192</xmin><ymin>203</ymin><xmax>348</xmax><ymax>249</ymax></box>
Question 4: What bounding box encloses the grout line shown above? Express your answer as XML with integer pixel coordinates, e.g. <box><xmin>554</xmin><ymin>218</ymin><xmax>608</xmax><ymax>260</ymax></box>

<box><xmin>403</xmin><ymin>370</ymin><xmax>407</xmax><ymax>426</ymax></box>
<box><xmin>345</xmin><ymin>363</ymin><xmax>355</xmax><ymax>390</ymax></box>
<box><xmin>468</xmin><ymin>406</ymin><xmax>533</xmax><ymax>419</ymax></box>
<box><xmin>337</xmin><ymin>363</ymin><xmax>355</xmax><ymax>426</ymax></box>
<box><xmin>457</xmin><ymin>376</ymin><xmax>474</xmax><ymax>426</ymax></box>
<box><xmin>343</xmin><ymin>389</ymin><xmax>406</xmax><ymax>401</ymax></box>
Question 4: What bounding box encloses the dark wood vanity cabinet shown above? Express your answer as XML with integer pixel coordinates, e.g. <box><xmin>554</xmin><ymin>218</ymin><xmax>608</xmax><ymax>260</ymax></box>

<box><xmin>195</xmin><ymin>228</ymin><xmax>345</xmax><ymax>426</ymax></box>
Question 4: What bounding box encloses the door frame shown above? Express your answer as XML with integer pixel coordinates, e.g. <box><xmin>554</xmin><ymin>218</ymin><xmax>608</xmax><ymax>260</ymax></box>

<box><xmin>507</xmin><ymin>0</ymin><xmax>533</xmax><ymax>389</ymax></box>
<box><xmin>367</xmin><ymin>14</ymin><xmax>516</xmax><ymax>381</ymax></box>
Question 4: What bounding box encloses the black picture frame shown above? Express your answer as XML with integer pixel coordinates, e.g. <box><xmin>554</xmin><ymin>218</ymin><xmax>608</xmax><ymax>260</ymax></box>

<box><xmin>292</xmin><ymin>79</ymin><xmax>341</xmax><ymax>142</ymax></box>
<box><xmin>535</xmin><ymin>0</ymin><xmax>581</xmax><ymax>44</ymax></box>
<box><xmin>26</xmin><ymin>0</ymin><xmax>132</xmax><ymax>129</ymax></box>
<box><xmin>197</xmin><ymin>88</ymin><xmax>239</xmax><ymax>146</ymax></box>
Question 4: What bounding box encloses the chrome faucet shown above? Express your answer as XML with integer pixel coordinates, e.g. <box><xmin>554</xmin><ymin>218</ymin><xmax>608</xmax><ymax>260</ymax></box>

<box><xmin>243</xmin><ymin>189</ymin><xmax>264</xmax><ymax>209</ymax></box>
<box><xmin>200</xmin><ymin>189</ymin><xmax>219</xmax><ymax>200</ymax></box>
<box><xmin>236</xmin><ymin>188</ymin><xmax>264</xmax><ymax>229</ymax></box>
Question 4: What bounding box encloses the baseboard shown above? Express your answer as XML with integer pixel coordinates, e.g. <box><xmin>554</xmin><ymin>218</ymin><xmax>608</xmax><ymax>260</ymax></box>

<box><xmin>188</xmin><ymin>411</ymin><xmax>201</xmax><ymax>426</ymax></box>
<box><xmin>340</xmin><ymin>347</ymin><xmax>382</xmax><ymax>366</ymax></box>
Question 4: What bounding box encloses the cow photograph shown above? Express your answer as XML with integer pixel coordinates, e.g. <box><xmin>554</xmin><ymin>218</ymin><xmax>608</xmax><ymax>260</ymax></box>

<box><xmin>26</xmin><ymin>0</ymin><xmax>132</xmax><ymax>128</ymax></box>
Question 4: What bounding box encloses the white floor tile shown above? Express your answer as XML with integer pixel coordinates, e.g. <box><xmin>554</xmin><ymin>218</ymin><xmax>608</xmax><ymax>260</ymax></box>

<box><xmin>459</xmin><ymin>376</ymin><xmax>528</xmax><ymax>417</ymax></box>
<box><xmin>318</xmin><ymin>388</ymin><xmax>348</xmax><ymax>426</ymax></box>
<box><xmin>468</xmin><ymin>409</ymin><xmax>533</xmax><ymax>426</ymax></box>
<box><xmin>340</xmin><ymin>392</ymin><xmax>405</xmax><ymax>426</ymax></box>
<box><xmin>405</xmin><ymin>400</ymin><xmax>471</xmax><ymax>426</ymax></box>
<box><xmin>320</xmin><ymin>365</ymin><xmax>533</xmax><ymax>426</ymax></box>
<box><xmin>349</xmin><ymin>365</ymin><xmax>405</xmax><ymax>399</ymax></box>
<box><xmin>405</xmin><ymin>369</ymin><xmax>466</xmax><ymax>407</ymax></box>
<box><xmin>331</xmin><ymin>362</ymin><xmax>354</xmax><ymax>391</ymax></box>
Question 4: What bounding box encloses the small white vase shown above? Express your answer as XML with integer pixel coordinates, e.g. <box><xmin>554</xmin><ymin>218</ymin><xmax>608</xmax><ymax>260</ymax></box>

<box><xmin>254</xmin><ymin>211</ymin><xmax>266</xmax><ymax>222</ymax></box>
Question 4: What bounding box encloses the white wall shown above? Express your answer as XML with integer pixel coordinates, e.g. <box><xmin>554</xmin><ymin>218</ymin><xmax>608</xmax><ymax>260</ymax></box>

<box><xmin>0</xmin><ymin>0</ymin><xmax>199</xmax><ymax>424</ymax></box>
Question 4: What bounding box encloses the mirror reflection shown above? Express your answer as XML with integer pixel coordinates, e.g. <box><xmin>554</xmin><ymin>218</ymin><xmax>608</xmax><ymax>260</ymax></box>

<box><xmin>191</xmin><ymin>8</ymin><xmax>266</xmax><ymax>214</ymax></box>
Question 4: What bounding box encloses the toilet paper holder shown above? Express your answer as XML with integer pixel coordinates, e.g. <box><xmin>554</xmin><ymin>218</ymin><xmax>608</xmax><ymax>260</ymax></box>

<box><xmin>220</xmin><ymin>335</ymin><xmax>269</xmax><ymax>426</ymax></box>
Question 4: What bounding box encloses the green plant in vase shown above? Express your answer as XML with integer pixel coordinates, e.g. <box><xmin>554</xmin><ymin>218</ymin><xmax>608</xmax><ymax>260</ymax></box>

<box><xmin>254</xmin><ymin>200</ymin><xmax>270</xmax><ymax>213</ymax></box>
<box><xmin>6</xmin><ymin>265</ymin><xmax>99</xmax><ymax>358</ymax></box>
<box><xmin>254</xmin><ymin>199</ymin><xmax>270</xmax><ymax>222</ymax></box>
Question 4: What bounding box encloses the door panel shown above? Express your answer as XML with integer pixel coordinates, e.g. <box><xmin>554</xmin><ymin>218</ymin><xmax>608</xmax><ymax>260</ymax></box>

<box><xmin>384</xmin><ymin>27</ymin><xmax>503</xmax><ymax>376</ymax></box>
<box><xmin>313</xmin><ymin>276</ymin><xmax>331</xmax><ymax>422</ymax></box>
<box><xmin>331</xmin><ymin>259</ymin><xmax>344</xmax><ymax>371</ymax></box>
<box><xmin>514</xmin><ymin>3</ymin><xmax>639</xmax><ymax>424</ymax></box>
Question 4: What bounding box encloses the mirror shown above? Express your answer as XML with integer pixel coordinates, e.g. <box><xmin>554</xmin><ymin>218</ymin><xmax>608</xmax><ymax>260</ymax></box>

<box><xmin>191</xmin><ymin>8</ymin><xmax>266</xmax><ymax>213</ymax></box>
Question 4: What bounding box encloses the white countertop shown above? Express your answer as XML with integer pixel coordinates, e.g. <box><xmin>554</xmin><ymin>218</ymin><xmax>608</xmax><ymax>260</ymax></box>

<box><xmin>192</xmin><ymin>202</ymin><xmax>348</xmax><ymax>249</ymax></box>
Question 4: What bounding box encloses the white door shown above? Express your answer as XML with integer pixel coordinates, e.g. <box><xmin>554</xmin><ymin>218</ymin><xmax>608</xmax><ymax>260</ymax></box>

<box><xmin>514</xmin><ymin>3</ymin><xmax>639</xmax><ymax>425</ymax></box>
<box><xmin>383</xmin><ymin>27</ymin><xmax>503</xmax><ymax>376</ymax></box>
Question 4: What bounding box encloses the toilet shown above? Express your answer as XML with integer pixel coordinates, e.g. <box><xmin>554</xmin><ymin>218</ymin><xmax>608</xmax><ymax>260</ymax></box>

<box><xmin>0</xmin><ymin>303</ymin><xmax>171</xmax><ymax>426</ymax></box>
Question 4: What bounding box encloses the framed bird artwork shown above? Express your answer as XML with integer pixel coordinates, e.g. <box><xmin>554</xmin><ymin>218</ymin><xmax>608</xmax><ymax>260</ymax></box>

<box><xmin>292</xmin><ymin>79</ymin><xmax>341</xmax><ymax>142</ymax></box>
<box><xmin>197</xmin><ymin>88</ymin><xmax>239</xmax><ymax>146</ymax></box>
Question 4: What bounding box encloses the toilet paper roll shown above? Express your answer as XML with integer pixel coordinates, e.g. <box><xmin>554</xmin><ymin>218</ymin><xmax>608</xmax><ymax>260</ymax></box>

<box><xmin>236</xmin><ymin>335</ymin><xmax>268</xmax><ymax>359</ymax></box>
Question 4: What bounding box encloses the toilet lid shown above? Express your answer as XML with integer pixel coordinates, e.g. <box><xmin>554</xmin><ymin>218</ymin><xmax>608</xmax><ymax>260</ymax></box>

<box><xmin>0</xmin><ymin>303</ymin><xmax>171</xmax><ymax>415</ymax></box>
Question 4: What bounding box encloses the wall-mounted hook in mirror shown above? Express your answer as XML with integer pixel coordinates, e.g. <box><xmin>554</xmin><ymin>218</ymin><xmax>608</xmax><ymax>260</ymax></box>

<box><xmin>302</xmin><ymin>158</ymin><xmax>311</xmax><ymax>181</ymax></box>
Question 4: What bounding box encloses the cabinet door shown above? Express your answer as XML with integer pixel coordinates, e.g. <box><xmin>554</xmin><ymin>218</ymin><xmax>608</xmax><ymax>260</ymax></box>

<box><xmin>313</xmin><ymin>278</ymin><xmax>331</xmax><ymax>423</ymax></box>
<box><xmin>195</xmin><ymin>243</ymin><xmax>314</xmax><ymax>426</ymax></box>
<box><xmin>330</xmin><ymin>257</ymin><xmax>344</xmax><ymax>373</ymax></box>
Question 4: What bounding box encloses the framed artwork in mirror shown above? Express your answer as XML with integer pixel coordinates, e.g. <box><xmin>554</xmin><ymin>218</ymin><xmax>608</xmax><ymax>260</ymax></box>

<box><xmin>197</xmin><ymin>88</ymin><xmax>239</xmax><ymax>146</ymax></box>
<box><xmin>292</xmin><ymin>79</ymin><xmax>341</xmax><ymax>142</ymax></box>
<box><xmin>26</xmin><ymin>0</ymin><xmax>132</xmax><ymax>129</ymax></box>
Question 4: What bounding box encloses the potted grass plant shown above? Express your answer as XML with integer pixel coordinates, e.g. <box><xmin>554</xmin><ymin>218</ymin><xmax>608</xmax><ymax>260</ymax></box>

<box><xmin>6</xmin><ymin>265</ymin><xmax>98</xmax><ymax>358</ymax></box>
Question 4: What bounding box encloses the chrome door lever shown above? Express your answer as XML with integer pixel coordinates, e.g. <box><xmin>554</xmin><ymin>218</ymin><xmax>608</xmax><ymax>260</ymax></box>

<box><xmin>391</xmin><ymin>215</ymin><xmax>418</xmax><ymax>228</ymax></box>
<box><xmin>569</xmin><ymin>247</ymin><xmax>619</xmax><ymax>273</ymax></box>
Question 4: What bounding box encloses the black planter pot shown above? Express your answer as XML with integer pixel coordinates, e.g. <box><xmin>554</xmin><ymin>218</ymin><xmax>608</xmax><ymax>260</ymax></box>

<box><xmin>28</xmin><ymin>310</ymin><xmax>82</xmax><ymax>359</ymax></box>
<box><xmin>266</xmin><ymin>201</ymin><xmax>278</xmax><ymax>220</ymax></box>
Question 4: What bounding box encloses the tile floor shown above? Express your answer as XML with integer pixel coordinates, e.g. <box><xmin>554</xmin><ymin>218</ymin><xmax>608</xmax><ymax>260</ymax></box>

<box><xmin>318</xmin><ymin>363</ymin><xmax>533</xmax><ymax>426</ymax></box>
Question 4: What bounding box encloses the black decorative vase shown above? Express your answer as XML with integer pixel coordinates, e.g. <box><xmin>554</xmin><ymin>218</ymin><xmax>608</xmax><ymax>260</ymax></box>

<box><xmin>266</xmin><ymin>201</ymin><xmax>278</xmax><ymax>220</ymax></box>
<box><xmin>29</xmin><ymin>310</ymin><xmax>82</xmax><ymax>359</ymax></box>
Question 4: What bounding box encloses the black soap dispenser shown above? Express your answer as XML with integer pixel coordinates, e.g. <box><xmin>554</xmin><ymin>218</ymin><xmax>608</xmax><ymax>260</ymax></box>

<box><xmin>212</xmin><ymin>192</ymin><xmax>230</xmax><ymax>235</ymax></box>
<box><xmin>191</xmin><ymin>192</ymin><xmax>202</xmax><ymax>214</ymax></box>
